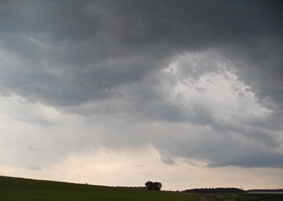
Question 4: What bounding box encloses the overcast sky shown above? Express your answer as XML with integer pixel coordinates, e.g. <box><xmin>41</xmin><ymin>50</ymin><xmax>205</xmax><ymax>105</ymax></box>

<box><xmin>0</xmin><ymin>0</ymin><xmax>283</xmax><ymax>190</ymax></box>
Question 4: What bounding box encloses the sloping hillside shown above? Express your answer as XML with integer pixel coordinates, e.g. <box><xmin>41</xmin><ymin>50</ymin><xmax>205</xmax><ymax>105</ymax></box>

<box><xmin>0</xmin><ymin>176</ymin><xmax>199</xmax><ymax>201</ymax></box>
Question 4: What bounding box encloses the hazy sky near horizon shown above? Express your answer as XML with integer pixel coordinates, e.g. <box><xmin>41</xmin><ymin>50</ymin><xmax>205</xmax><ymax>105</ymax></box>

<box><xmin>0</xmin><ymin>0</ymin><xmax>283</xmax><ymax>190</ymax></box>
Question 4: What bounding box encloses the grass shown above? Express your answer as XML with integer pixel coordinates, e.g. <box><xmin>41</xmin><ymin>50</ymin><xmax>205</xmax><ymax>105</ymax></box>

<box><xmin>0</xmin><ymin>176</ymin><xmax>199</xmax><ymax>201</ymax></box>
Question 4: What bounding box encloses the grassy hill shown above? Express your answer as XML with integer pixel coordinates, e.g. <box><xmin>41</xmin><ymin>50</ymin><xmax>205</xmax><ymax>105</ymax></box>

<box><xmin>0</xmin><ymin>176</ymin><xmax>199</xmax><ymax>201</ymax></box>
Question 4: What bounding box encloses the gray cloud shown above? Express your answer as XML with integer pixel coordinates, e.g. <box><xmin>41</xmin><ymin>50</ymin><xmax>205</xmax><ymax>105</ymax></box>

<box><xmin>27</xmin><ymin>164</ymin><xmax>42</xmax><ymax>170</ymax></box>
<box><xmin>1</xmin><ymin>1</ymin><xmax>282</xmax><ymax>106</ymax></box>
<box><xmin>1</xmin><ymin>0</ymin><xmax>283</xmax><ymax>169</ymax></box>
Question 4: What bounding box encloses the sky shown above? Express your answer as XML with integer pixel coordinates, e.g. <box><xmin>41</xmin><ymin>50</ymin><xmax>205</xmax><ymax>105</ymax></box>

<box><xmin>0</xmin><ymin>0</ymin><xmax>283</xmax><ymax>190</ymax></box>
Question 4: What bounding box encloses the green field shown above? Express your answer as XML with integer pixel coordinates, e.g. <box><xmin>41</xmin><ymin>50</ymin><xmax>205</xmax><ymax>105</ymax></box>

<box><xmin>0</xmin><ymin>176</ymin><xmax>199</xmax><ymax>201</ymax></box>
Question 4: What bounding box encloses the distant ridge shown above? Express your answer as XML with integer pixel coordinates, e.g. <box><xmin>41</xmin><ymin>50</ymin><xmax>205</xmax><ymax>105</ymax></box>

<box><xmin>183</xmin><ymin>187</ymin><xmax>245</xmax><ymax>194</ymax></box>
<box><xmin>183</xmin><ymin>187</ymin><xmax>283</xmax><ymax>194</ymax></box>
<box><xmin>247</xmin><ymin>189</ymin><xmax>283</xmax><ymax>193</ymax></box>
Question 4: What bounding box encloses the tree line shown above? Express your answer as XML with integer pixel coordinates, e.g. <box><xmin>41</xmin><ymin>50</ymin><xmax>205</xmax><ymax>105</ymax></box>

<box><xmin>115</xmin><ymin>181</ymin><xmax>163</xmax><ymax>191</ymax></box>
<box><xmin>184</xmin><ymin>187</ymin><xmax>245</xmax><ymax>194</ymax></box>
<box><xmin>145</xmin><ymin>181</ymin><xmax>162</xmax><ymax>191</ymax></box>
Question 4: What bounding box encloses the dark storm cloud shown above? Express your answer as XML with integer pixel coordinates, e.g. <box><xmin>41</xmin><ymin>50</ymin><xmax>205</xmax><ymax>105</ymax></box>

<box><xmin>209</xmin><ymin>151</ymin><xmax>283</xmax><ymax>168</ymax></box>
<box><xmin>1</xmin><ymin>0</ymin><xmax>283</xmax><ymax>168</ymax></box>
<box><xmin>1</xmin><ymin>0</ymin><xmax>282</xmax><ymax>106</ymax></box>
<box><xmin>153</xmin><ymin>123</ymin><xmax>283</xmax><ymax>168</ymax></box>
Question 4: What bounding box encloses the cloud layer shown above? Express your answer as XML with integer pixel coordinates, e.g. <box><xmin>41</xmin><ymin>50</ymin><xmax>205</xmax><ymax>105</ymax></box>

<box><xmin>0</xmin><ymin>0</ymin><xmax>283</xmax><ymax>185</ymax></box>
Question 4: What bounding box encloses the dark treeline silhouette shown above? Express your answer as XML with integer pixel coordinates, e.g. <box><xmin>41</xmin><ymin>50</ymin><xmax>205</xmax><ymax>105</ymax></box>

<box><xmin>115</xmin><ymin>186</ymin><xmax>145</xmax><ymax>189</ymax></box>
<box><xmin>247</xmin><ymin>189</ymin><xmax>283</xmax><ymax>193</ymax></box>
<box><xmin>145</xmin><ymin>181</ymin><xmax>162</xmax><ymax>191</ymax></box>
<box><xmin>115</xmin><ymin>181</ymin><xmax>163</xmax><ymax>191</ymax></box>
<box><xmin>184</xmin><ymin>187</ymin><xmax>245</xmax><ymax>194</ymax></box>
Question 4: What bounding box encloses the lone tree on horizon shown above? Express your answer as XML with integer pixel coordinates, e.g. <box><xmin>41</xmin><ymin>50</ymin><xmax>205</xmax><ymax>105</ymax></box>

<box><xmin>145</xmin><ymin>181</ymin><xmax>162</xmax><ymax>191</ymax></box>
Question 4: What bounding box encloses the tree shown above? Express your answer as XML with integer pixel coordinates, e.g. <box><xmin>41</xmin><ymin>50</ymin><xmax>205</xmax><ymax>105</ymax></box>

<box><xmin>145</xmin><ymin>181</ymin><xmax>162</xmax><ymax>191</ymax></box>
